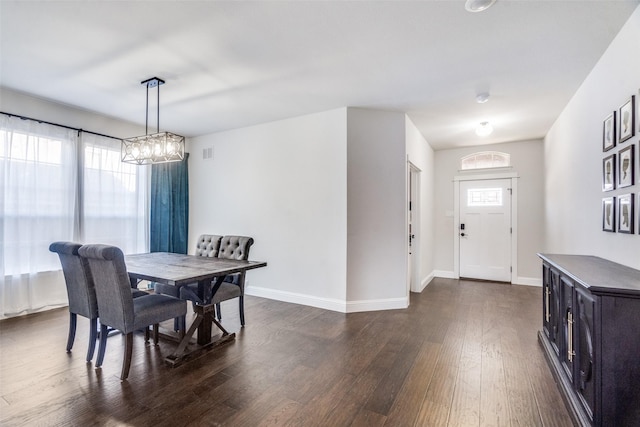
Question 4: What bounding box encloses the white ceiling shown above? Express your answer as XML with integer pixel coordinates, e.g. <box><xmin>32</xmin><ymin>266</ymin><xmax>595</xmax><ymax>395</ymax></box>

<box><xmin>1</xmin><ymin>1</ymin><xmax>638</xmax><ymax>150</ymax></box>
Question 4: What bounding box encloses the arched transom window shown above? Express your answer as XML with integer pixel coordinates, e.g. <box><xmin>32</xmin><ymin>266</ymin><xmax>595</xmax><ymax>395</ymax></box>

<box><xmin>460</xmin><ymin>151</ymin><xmax>510</xmax><ymax>170</ymax></box>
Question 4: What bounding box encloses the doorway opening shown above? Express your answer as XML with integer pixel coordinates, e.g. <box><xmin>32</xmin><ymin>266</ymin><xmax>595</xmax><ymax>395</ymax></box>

<box><xmin>408</xmin><ymin>162</ymin><xmax>421</xmax><ymax>300</ymax></box>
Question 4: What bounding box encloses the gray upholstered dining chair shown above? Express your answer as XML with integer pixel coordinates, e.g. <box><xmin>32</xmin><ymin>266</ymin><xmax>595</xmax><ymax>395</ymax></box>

<box><xmin>154</xmin><ymin>234</ymin><xmax>223</xmax><ymax>331</ymax></box>
<box><xmin>179</xmin><ymin>235</ymin><xmax>254</xmax><ymax>326</ymax></box>
<box><xmin>78</xmin><ymin>244</ymin><xmax>187</xmax><ymax>380</ymax></box>
<box><xmin>49</xmin><ymin>241</ymin><xmax>100</xmax><ymax>362</ymax></box>
<box><xmin>213</xmin><ymin>235</ymin><xmax>254</xmax><ymax>326</ymax></box>
<box><xmin>49</xmin><ymin>241</ymin><xmax>148</xmax><ymax>362</ymax></box>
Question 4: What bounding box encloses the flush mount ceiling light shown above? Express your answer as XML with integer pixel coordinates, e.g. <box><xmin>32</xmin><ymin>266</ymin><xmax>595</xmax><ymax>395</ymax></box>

<box><xmin>121</xmin><ymin>77</ymin><xmax>185</xmax><ymax>165</ymax></box>
<box><xmin>465</xmin><ymin>0</ymin><xmax>496</xmax><ymax>13</ymax></box>
<box><xmin>475</xmin><ymin>121</ymin><xmax>494</xmax><ymax>137</ymax></box>
<box><xmin>476</xmin><ymin>92</ymin><xmax>490</xmax><ymax>104</ymax></box>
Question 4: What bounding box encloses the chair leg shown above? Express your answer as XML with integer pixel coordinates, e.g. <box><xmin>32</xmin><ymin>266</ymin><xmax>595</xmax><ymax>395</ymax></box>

<box><xmin>144</xmin><ymin>326</ymin><xmax>150</xmax><ymax>343</ymax></box>
<box><xmin>173</xmin><ymin>315</ymin><xmax>187</xmax><ymax>333</ymax></box>
<box><xmin>153</xmin><ymin>324</ymin><xmax>159</xmax><ymax>345</ymax></box>
<box><xmin>66</xmin><ymin>313</ymin><xmax>77</xmax><ymax>352</ymax></box>
<box><xmin>239</xmin><ymin>295</ymin><xmax>245</xmax><ymax>327</ymax></box>
<box><xmin>86</xmin><ymin>317</ymin><xmax>98</xmax><ymax>362</ymax></box>
<box><xmin>121</xmin><ymin>332</ymin><xmax>133</xmax><ymax>381</ymax></box>
<box><xmin>216</xmin><ymin>303</ymin><xmax>222</xmax><ymax>321</ymax></box>
<box><xmin>179</xmin><ymin>315</ymin><xmax>186</xmax><ymax>333</ymax></box>
<box><xmin>96</xmin><ymin>324</ymin><xmax>109</xmax><ymax>368</ymax></box>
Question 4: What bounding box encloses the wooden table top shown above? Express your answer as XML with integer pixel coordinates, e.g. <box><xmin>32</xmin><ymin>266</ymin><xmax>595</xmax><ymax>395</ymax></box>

<box><xmin>126</xmin><ymin>252</ymin><xmax>267</xmax><ymax>286</ymax></box>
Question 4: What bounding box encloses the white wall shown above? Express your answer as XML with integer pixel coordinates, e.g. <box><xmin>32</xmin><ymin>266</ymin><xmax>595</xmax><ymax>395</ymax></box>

<box><xmin>406</xmin><ymin>116</ymin><xmax>435</xmax><ymax>291</ymax></box>
<box><xmin>1</xmin><ymin>87</ymin><xmax>144</xmax><ymax>138</ymax></box>
<box><xmin>188</xmin><ymin>108</ymin><xmax>349</xmax><ymax>310</ymax></box>
<box><xmin>433</xmin><ymin>139</ymin><xmax>545</xmax><ymax>283</ymax></box>
<box><xmin>189</xmin><ymin>107</ymin><xmax>415</xmax><ymax>313</ymax></box>
<box><xmin>544</xmin><ymin>7</ymin><xmax>640</xmax><ymax>269</ymax></box>
<box><xmin>346</xmin><ymin>108</ymin><xmax>408</xmax><ymax>310</ymax></box>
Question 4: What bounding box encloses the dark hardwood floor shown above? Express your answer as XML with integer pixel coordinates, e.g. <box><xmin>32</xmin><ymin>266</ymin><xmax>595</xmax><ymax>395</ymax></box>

<box><xmin>0</xmin><ymin>278</ymin><xmax>573</xmax><ymax>426</ymax></box>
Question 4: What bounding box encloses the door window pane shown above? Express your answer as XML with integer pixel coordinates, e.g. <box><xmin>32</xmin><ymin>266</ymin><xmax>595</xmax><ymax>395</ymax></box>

<box><xmin>467</xmin><ymin>188</ymin><xmax>503</xmax><ymax>206</ymax></box>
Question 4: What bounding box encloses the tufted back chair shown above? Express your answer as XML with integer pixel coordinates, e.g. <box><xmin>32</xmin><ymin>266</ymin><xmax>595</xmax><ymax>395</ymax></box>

<box><xmin>217</xmin><ymin>236</ymin><xmax>254</xmax><ymax>261</ymax></box>
<box><xmin>194</xmin><ymin>234</ymin><xmax>223</xmax><ymax>258</ymax></box>
<box><xmin>214</xmin><ymin>236</ymin><xmax>254</xmax><ymax>325</ymax></box>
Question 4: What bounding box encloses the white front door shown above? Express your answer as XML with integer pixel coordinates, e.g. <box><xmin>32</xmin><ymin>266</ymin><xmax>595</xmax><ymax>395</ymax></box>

<box><xmin>459</xmin><ymin>179</ymin><xmax>511</xmax><ymax>282</ymax></box>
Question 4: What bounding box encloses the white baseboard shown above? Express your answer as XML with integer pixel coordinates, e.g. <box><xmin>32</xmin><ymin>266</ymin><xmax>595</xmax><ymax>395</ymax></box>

<box><xmin>246</xmin><ymin>285</ymin><xmax>346</xmax><ymax>312</ymax></box>
<box><xmin>414</xmin><ymin>272</ymin><xmax>435</xmax><ymax>293</ymax></box>
<box><xmin>345</xmin><ymin>297</ymin><xmax>408</xmax><ymax>313</ymax></box>
<box><xmin>513</xmin><ymin>276</ymin><xmax>542</xmax><ymax>287</ymax></box>
<box><xmin>245</xmin><ymin>285</ymin><xmax>408</xmax><ymax>314</ymax></box>
<box><xmin>434</xmin><ymin>270</ymin><xmax>457</xmax><ymax>279</ymax></box>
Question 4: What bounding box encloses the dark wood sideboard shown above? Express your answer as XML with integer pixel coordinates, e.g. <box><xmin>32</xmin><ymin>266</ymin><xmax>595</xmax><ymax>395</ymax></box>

<box><xmin>537</xmin><ymin>254</ymin><xmax>640</xmax><ymax>427</ymax></box>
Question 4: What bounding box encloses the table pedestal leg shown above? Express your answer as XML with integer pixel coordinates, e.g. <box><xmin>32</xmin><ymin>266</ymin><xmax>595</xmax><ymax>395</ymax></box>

<box><xmin>197</xmin><ymin>304</ymin><xmax>214</xmax><ymax>345</ymax></box>
<box><xmin>164</xmin><ymin>302</ymin><xmax>234</xmax><ymax>367</ymax></box>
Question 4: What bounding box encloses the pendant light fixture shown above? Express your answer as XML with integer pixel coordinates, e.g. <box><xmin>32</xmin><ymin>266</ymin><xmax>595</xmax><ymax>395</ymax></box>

<box><xmin>121</xmin><ymin>77</ymin><xmax>185</xmax><ymax>165</ymax></box>
<box><xmin>475</xmin><ymin>121</ymin><xmax>494</xmax><ymax>137</ymax></box>
<box><xmin>465</xmin><ymin>0</ymin><xmax>496</xmax><ymax>13</ymax></box>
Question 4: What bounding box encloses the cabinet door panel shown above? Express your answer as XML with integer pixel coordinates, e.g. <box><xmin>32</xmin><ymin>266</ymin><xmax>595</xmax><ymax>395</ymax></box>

<box><xmin>543</xmin><ymin>264</ymin><xmax>553</xmax><ymax>339</ymax></box>
<box><xmin>550</xmin><ymin>269</ymin><xmax>561</xmax><ymax>356</ymax></box>
<box><xmin>560</xmin><ymin>276</ymin><xmax>574</xmax><ymax>382</ymax></box>
<box><xmin>575</xmin><ymin>286</ymin><xmax>596</xmax><ymax>421</ymax></box>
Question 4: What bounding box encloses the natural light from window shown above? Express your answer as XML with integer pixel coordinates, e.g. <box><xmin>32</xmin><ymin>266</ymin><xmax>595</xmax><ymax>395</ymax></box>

<box><xmin>461</xmin><ymin>151</ymin><xmax>510</xmax><ymax>170</ymax></box>
<box><xmin>0</xmin><ymin>131</ymin><xmax>63</xmax><ymax>164</ymax></box>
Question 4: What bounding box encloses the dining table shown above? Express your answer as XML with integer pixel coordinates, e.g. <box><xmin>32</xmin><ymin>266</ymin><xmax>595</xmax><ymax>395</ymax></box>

<box><xmin>125</xmin><ymin>252</ymin><xmax>267</xmax><ymax>366</ymax></box>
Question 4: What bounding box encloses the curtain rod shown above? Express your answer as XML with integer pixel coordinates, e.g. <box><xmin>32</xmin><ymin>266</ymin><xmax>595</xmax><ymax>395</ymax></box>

<box><xmin>0</xmin><ymin>111</ymin><xmax>122</xmax><ymax>141</ymax></box>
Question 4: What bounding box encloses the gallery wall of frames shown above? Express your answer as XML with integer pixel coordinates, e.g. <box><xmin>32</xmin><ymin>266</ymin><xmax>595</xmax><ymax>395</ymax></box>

<box><xmin>602</xmin><ymin>91</ymin><xmax>638</xmax><ymax>235</ymax></box>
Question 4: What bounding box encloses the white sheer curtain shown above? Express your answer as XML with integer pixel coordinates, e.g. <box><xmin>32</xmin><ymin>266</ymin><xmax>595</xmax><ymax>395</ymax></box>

<box><xmin>81</xmin><ymin>132</ymin><xmax>149</xmax><ymax>253</ymax></box>
<box><xmin>0</xmin><ymin>116</ymin><xmax>149</xmax><ymax>319</ymax></box>
<box><xmin>0</xmin><ymin>115</ymin><xmax>78</xmax><ymax>317</ymax></box>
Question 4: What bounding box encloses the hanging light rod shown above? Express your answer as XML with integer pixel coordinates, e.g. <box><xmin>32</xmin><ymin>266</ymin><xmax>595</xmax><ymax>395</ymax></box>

<box><xmin>121</xmin><ymin>76</ymin><xmax>185</xmax><ymax>165</ymax></box>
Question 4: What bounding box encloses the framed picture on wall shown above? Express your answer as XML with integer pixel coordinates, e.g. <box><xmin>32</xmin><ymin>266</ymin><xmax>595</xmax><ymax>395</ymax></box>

<box><xmin>603</xmin><ymin>111</ymin><xmax>616</xmax><ymax>151</ymax></box>
<box><xmin>618</xmin><ymin>144</ymin><xmax>635</xmax><ymax>188</ymax></box>
<box><xmin>617</xmin><ymin>194</ymin><xmax>634</xmax><ymax>234</ymax></box>
<box><xmin>619</xmin><ymin>95</ymin><xmax>635</xmax><ymax>143</ymax></box>
<box><xmin>603</xmin><ymin>197</ymin><xmax>616</xmax><ymax>232</ymax></box>
<box><xmin>602</xmin><ymin>154</ymin><xmax>616</xmax><ymax>191</ymax></box>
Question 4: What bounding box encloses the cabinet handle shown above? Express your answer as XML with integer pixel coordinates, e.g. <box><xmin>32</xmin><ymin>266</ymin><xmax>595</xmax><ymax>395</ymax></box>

<box><xmin>568</xmin><ymin>311</ymin><xmax>575</xmax><ymax>362</ymax></box>
<box><xmin>545</xmin><ymin>288</ymin><xmax>551</xmax><ymax>322</ymax></box>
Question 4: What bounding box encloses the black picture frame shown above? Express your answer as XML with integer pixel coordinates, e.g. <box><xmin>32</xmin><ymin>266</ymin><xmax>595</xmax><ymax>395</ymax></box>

<box><xmin>603</xmin><ymin>111</ymin><xmax>616</xmax><ymax>151</ymax></box>
<box><xmin>619</xmin><ymin>95</ymin><xmax>635</xmax><ymax>144</ymax></box>
<box><xmin>618</xmin><ymin>144</ymin><xmax>635</xmax><ymax>188</ymax></box>
<box><xmin>602</xmin><ymin>154</ymin><xmax>616</xmax><ymax>191</ymax></box>
<box><xmin>602</xmin><ymin>196</ymin><xmax>616</xmax><ymax>232</ymax></box>
<box><xmin>617</xmin><ymin>194</ymin><xmax>634</xmax><ymax>234</ymax></box>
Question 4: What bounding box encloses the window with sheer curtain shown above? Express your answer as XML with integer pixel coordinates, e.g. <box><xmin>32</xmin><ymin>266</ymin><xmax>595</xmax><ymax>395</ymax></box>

<box><xmin>0</xmin><ymin>115</ymin><xmax>148</xmax><ymax>318</ymax></box>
